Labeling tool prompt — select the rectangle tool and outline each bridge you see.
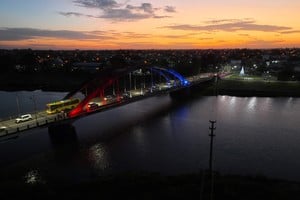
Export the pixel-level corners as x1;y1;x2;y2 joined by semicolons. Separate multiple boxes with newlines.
0;66;217;139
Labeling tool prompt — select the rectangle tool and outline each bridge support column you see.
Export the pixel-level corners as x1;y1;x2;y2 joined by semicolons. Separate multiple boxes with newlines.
48;123;77;145
169;87;191;100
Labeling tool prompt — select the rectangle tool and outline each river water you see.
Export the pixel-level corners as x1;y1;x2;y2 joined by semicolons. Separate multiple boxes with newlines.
0;90;300;184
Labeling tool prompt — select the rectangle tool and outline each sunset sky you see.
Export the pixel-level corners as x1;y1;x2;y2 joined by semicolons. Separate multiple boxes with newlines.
1;0;300;49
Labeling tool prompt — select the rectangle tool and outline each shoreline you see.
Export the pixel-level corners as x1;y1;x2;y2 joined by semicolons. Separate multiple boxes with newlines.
1;170;299;199
202;78;300;97
1;74;300;97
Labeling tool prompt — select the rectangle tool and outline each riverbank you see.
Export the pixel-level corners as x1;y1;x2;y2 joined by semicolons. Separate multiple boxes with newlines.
197;78;300;97
219;79;300;97
1;72;300;97
1;171;300;199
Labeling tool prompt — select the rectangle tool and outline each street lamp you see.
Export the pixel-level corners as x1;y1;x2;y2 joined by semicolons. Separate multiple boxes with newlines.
15;92;20;116
30;95;38;125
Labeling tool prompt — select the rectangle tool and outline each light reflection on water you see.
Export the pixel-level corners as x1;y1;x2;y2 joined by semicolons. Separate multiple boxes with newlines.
0;91;300;183
24;169;44;185
247;97;257;112
88;143;110;172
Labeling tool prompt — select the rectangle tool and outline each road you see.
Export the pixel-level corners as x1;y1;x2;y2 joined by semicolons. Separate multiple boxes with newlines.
0;111;64;137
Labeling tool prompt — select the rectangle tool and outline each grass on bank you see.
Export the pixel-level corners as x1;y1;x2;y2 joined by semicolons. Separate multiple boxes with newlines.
1;171;300;200
205;74;300;97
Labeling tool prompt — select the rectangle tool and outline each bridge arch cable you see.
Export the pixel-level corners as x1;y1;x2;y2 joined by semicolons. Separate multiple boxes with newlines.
149;67;171;85
152;67;190;86
63;66;189;117
63;67;130;100
66;68;132;117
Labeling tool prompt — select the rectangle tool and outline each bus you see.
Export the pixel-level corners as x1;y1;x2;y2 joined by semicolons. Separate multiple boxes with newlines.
46;98;80;114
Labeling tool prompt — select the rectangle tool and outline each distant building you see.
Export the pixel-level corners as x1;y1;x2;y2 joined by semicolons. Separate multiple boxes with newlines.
230;60;242;66
267;60;285;72
262;54;270;61
72;62;102;73
240;66;245;76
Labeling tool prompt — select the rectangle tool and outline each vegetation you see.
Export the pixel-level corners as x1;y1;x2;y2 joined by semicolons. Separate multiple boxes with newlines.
216;77;300;97
0;71;90;91
1;171;300;199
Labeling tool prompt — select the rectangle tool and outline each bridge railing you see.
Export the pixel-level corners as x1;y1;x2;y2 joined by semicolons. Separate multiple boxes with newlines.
0;113;67;139
0;109;46;123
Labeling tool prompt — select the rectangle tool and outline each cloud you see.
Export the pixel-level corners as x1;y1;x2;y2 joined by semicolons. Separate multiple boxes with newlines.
118;31;152;38
204;19;251;24
59;0;175;21
58;11;95;18
126;3;157;14
239;33;250;36
245;39;286;48
98;8;153;20
199;37;213;40
163;19;292;33
93;2;170;21
0;27;113;41
164;6;176;13
280;30;300;34
73;0;119;9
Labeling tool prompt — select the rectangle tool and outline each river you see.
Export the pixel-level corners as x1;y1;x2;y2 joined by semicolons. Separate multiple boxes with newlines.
0;90;300;184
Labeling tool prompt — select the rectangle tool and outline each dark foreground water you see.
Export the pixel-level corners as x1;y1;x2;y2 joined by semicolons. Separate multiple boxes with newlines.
0;90;300;185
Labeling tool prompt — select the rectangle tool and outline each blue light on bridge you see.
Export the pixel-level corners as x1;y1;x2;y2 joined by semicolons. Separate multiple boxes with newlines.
164;68;190;86
183;80;190;86
151;67;190;86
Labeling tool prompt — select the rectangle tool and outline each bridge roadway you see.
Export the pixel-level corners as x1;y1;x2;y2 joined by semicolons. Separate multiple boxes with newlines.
0;73;215;140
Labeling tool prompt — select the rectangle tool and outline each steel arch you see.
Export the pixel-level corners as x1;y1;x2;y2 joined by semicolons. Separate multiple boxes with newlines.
67;66;189;117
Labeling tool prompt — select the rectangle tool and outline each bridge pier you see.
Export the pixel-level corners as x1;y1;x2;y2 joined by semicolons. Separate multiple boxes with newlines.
170;77;216;100
169;87;191;100
48;123;78;145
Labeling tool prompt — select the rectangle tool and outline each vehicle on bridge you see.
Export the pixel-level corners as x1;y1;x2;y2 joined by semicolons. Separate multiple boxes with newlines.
46;98;80;114
0;126;7;132
122;91;131;99
15;114;33;123
103;95;118;104
87;102;99;111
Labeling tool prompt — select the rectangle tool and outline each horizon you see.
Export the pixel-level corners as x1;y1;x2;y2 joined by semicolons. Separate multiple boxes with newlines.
1;47;300;51
1;0;300;49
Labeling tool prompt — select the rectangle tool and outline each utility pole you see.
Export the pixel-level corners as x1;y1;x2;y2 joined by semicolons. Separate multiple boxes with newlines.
214;74;218;96
150;68;153;93
209;120;216;200
134;75;137;90
112;82;116;96
30;95;38;125
129;72;132;97
16;93;20;116
124;77;127;93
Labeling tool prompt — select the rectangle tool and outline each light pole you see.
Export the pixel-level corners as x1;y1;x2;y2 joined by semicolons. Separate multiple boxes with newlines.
208;120;216;200
129;72;132;97
16;93;20;116
30;95;38;125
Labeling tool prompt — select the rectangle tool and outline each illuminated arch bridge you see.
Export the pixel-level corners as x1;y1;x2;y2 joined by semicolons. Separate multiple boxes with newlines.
63;66;190;118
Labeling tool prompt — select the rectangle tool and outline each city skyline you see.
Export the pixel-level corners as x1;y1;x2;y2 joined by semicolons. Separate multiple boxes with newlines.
0;0;300;49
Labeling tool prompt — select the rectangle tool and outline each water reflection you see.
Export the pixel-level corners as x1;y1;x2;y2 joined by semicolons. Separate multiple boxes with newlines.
227;96;237;115
88;143;109;172
24;169;44;184
247;97;257;112
132;126;147;149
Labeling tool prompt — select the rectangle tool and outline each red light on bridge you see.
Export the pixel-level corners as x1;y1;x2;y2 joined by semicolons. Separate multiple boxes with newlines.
68;107;82;118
